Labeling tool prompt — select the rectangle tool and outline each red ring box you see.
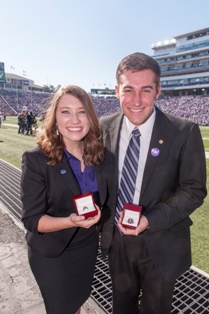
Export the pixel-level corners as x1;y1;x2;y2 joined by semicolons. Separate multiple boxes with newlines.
121;203;142;229
73;192;98;219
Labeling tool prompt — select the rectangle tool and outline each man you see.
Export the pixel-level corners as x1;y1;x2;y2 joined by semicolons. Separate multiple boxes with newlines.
18;110;27;134
26;111;36;135
100;52;207;314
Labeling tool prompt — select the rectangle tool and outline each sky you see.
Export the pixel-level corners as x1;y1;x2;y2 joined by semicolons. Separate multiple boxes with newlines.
1;0;209;92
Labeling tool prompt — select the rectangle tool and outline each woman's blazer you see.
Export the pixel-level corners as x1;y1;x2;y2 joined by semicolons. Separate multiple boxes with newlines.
21;146;107;257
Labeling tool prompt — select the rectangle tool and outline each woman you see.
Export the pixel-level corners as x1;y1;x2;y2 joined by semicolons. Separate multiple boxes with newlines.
21;85;107;314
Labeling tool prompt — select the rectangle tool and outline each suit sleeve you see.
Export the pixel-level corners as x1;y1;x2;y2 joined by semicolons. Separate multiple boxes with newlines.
21;150;48;234
143;124;207;233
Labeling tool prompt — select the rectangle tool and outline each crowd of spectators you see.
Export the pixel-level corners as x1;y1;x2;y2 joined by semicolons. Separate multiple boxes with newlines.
155;95;209;126
0;89;209;126
91;96;121;117
0;90;52;117
92;94;209;126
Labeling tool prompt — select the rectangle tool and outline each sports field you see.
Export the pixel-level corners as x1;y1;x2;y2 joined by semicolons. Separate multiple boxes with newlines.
0;116;208;274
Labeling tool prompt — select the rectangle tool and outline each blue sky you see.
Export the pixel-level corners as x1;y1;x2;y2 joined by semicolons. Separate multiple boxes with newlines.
1;0;209;92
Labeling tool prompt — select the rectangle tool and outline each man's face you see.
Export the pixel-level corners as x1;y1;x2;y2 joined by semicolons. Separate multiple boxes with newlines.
115;69;161;126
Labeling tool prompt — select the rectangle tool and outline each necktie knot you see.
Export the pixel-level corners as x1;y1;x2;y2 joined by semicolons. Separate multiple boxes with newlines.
132;127;140;137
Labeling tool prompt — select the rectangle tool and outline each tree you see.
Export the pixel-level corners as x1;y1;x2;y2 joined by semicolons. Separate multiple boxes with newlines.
42;85;51;92
55;84;62;91
42;84;62;93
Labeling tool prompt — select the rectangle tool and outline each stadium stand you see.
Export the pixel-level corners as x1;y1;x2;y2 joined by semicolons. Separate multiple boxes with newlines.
0;90;209;125
0;90;52;117
151;27;209;97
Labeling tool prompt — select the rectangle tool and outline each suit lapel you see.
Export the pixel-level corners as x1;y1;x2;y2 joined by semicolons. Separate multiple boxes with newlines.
95;164;106;205
101;113;124;201
107;113;124;156
107;113;124;193
55;156;81;195
140;108;168;202
55;155;108;204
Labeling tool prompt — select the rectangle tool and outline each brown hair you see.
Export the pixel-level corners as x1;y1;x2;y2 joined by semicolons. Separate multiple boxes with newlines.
36;85;104;166
116;52;161;87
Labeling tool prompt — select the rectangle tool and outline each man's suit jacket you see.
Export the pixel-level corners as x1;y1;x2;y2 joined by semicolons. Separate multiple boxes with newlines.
21;146;107;257
100;107;207;281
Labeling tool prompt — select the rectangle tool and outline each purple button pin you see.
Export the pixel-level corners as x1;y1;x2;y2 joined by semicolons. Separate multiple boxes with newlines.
151;148;160;157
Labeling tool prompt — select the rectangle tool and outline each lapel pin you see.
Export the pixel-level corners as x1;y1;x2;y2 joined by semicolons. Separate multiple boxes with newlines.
159;140;163;144
151;148;160;157
60;169;66;174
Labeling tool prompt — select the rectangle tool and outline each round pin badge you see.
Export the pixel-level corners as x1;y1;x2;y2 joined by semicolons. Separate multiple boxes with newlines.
151;148;160;157
60;169;66;174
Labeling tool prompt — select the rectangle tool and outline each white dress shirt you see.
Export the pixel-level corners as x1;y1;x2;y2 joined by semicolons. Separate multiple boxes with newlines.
118;109;156;204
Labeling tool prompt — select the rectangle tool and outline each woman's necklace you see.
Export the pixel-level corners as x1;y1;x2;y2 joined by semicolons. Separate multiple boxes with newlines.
80;154;85;173
70;144;84;162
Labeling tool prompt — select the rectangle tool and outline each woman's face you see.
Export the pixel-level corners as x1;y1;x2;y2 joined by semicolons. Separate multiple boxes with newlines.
55;93;90;148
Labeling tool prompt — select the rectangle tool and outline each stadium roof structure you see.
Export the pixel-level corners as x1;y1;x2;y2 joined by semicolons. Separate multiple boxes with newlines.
151;27;209;96
174;27;209;40
150;39;176;50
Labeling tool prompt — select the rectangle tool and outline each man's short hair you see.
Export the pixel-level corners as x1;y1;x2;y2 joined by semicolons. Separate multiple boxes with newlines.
116;52;161;87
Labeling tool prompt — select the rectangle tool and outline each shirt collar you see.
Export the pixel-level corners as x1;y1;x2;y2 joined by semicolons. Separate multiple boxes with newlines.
64;149;73;161
124;107;156;139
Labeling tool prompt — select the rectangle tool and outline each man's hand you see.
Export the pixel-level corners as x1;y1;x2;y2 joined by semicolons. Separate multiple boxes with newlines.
118;212;149;236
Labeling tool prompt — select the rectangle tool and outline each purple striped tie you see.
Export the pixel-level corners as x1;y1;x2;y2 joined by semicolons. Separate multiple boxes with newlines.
115;127;141;232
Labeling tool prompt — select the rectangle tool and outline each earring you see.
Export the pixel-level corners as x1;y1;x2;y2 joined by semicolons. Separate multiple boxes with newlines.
56;128;59;136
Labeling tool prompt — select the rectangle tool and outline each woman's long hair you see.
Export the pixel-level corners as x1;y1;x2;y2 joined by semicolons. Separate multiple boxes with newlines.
36;85;104;166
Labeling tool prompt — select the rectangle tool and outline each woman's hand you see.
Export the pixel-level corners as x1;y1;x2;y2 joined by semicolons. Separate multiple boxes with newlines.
69;204;101;229
37;204;101;232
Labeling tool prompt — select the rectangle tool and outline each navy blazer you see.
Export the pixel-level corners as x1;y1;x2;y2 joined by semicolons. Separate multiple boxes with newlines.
100;107;207;281
21;146;107;257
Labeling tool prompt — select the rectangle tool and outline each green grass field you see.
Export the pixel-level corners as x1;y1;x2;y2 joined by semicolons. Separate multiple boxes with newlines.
0;117;209;274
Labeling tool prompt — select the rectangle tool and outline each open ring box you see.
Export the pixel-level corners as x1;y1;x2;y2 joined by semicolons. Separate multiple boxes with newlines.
73;192;97;219
121;203;142;229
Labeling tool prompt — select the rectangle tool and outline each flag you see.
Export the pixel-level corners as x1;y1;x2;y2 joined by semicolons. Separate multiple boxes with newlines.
23;70;27;76
104;83;106;86
11;66;15;70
